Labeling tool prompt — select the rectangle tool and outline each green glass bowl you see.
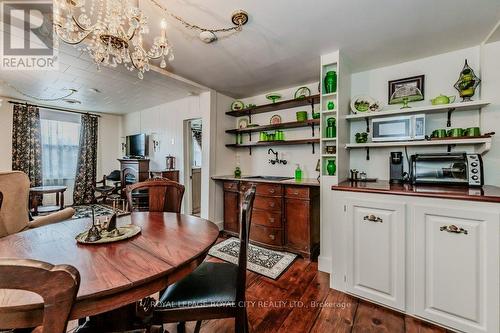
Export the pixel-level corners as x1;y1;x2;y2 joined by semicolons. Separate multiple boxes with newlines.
296;111;308;122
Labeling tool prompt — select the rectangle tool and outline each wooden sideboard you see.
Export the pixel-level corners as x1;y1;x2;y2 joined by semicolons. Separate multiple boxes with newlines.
223;180;320;259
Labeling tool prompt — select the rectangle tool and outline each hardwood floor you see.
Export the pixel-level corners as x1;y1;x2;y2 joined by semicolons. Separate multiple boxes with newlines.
162;253;454;333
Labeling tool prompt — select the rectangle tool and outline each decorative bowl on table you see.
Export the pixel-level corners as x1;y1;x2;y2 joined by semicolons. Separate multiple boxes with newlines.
266;93;282;103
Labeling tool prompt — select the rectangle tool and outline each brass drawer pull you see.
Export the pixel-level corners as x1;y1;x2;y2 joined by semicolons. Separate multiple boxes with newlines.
293;191;299;195
269;202;275;208
228;184;233;188
363;214;383;223
269;188;276;194
241;186;247;191
269;234;275;240
440;225;468;235
269;218;275;223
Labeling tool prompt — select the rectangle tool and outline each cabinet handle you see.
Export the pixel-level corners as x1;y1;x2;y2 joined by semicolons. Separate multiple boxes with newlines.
269;188;276;194
228;184;233;188
363;214;383;223
269;234;275;240
269;217;275;223
293;191;299;195
269;202;275;208
241;186;247;191
440;225;468;235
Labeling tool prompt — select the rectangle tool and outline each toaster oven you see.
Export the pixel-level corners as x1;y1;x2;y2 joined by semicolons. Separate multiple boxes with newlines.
410;153;483;187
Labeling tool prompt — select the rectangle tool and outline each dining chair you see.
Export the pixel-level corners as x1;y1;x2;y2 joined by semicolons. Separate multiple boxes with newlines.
0;258;80;333
94;170;122;203
126;178;185;213
150;185;256;333
0;171;75;238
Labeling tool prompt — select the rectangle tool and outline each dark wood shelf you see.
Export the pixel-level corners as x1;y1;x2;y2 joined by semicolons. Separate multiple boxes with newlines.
226;119;320;134
226;138;320;148
226;94;320;117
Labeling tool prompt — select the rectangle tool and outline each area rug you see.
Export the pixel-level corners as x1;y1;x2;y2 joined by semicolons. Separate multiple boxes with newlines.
208;237;297;279
72;204;129;220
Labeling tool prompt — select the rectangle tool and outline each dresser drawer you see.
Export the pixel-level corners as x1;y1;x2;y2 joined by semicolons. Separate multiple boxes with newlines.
251;209;282;227
250;224;283;246
253;195;281;212
285;186;310;199
223;181;239;192
256;183;282;197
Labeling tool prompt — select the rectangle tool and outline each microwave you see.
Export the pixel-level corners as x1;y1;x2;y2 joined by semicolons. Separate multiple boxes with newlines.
410;153;483;187
372;114;425;142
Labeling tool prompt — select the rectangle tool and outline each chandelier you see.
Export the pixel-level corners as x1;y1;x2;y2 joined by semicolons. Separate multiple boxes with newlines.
53;0;249;79
54;0;173;79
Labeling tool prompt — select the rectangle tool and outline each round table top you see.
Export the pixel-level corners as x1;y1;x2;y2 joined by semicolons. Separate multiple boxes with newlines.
0;212;219;329
29;185;67;193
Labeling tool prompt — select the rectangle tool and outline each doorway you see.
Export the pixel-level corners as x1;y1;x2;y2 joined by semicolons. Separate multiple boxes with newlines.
184;118;202;216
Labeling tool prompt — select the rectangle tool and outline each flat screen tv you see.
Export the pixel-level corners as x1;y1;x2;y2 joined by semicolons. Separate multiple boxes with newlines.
126;134;148;158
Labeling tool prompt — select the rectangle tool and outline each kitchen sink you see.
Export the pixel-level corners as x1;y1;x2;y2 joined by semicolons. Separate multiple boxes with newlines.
242;176;293;181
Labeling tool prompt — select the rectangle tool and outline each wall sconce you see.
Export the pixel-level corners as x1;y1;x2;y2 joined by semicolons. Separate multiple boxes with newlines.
151;133;160;152
120;137;127;153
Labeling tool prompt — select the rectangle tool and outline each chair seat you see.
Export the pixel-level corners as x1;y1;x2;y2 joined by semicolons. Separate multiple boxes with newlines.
95;186;114;192
158;262;238;309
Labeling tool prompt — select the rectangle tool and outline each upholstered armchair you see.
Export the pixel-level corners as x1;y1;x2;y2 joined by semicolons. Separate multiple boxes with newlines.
0;171;75;238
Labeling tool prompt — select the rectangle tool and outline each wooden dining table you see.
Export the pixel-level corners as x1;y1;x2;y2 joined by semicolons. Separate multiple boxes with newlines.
0;212;220;330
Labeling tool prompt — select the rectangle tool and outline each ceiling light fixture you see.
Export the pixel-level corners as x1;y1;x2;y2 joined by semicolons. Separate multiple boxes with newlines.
54;0;249;79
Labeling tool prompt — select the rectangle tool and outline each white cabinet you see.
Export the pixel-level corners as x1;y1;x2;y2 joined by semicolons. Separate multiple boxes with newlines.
345;198;406;311
413;204;499;333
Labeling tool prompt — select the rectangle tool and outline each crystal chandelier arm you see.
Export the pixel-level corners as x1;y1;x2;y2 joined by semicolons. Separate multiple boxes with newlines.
54;23;93;45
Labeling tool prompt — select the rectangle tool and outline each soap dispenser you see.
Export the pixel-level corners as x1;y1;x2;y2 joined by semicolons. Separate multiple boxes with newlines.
295;164;302;181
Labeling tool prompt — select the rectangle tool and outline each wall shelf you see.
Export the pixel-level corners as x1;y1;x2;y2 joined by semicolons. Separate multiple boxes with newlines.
226;95;320;117
226;119;319;134
226;138;320;154
345;137;492;153
344;100;490;120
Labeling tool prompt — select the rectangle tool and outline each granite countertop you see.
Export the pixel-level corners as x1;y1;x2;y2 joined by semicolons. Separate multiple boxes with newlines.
212;175;320;187
332;180;500;203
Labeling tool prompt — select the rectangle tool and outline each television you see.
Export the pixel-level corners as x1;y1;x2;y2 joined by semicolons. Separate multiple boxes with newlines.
126;134;148;158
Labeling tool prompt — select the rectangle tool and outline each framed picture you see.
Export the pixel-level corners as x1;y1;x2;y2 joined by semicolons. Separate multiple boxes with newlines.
388;75;425;104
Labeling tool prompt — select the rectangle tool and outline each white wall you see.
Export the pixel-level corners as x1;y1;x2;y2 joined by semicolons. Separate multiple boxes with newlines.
122;91;232;226
348;46;500;185
236;83;320;179
480;41;500;186
0;99;122;205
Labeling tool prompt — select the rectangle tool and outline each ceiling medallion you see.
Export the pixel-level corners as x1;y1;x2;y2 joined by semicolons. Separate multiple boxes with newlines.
54;0;250;79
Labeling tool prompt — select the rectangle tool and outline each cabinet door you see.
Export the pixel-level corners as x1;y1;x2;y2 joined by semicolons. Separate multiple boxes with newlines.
223;191;239;234
285;198;310;252
346;198;406;311
414;204;499;333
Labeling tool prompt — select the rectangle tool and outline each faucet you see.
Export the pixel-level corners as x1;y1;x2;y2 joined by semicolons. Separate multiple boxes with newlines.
268;149;287;165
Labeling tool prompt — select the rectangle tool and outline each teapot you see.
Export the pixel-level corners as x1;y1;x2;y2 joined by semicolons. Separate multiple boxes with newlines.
430;94;456;105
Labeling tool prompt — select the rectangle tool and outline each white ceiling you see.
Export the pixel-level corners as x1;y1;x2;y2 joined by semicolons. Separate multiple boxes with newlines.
1;0;499;113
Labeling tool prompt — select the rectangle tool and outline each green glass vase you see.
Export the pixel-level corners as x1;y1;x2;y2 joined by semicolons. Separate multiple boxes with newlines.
324;71;337;94
326;160;336;176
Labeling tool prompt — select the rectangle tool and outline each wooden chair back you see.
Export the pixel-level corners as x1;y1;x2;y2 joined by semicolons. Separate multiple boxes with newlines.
0;259;80;333
236;186;256;304
126;178;185;213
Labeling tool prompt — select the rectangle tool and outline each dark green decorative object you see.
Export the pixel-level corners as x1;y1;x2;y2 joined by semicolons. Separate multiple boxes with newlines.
234;167;241;178
326;160;336;176
355;132;368;143
327;101;335;110
324;71;337;94
454;59;481;102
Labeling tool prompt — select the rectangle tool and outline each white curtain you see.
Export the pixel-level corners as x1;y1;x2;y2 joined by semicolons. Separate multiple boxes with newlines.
40;110;81;205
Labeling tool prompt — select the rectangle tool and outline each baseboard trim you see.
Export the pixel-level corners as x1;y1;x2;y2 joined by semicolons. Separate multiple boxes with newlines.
214;220;224;231
318;255;331;273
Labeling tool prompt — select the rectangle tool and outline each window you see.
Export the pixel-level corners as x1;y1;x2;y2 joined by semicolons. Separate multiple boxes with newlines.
40;110;81;186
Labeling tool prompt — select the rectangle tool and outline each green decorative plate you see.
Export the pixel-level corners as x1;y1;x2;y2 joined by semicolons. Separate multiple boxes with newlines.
231;100;245;111
294;86;311;99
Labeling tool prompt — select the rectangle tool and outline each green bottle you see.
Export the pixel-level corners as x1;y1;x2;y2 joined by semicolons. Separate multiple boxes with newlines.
234;167;241;178
295;164;302;181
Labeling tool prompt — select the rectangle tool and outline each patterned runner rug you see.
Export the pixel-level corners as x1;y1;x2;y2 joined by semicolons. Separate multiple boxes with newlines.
72;204;129;219
208;237;297;279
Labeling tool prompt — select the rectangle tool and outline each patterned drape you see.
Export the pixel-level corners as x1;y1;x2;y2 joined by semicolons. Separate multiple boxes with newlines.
73;114;98;205
12;104;43;187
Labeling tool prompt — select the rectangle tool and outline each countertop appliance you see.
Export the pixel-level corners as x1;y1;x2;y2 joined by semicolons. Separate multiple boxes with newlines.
372;114;425;142
390;152;404;183
410;152;483;186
